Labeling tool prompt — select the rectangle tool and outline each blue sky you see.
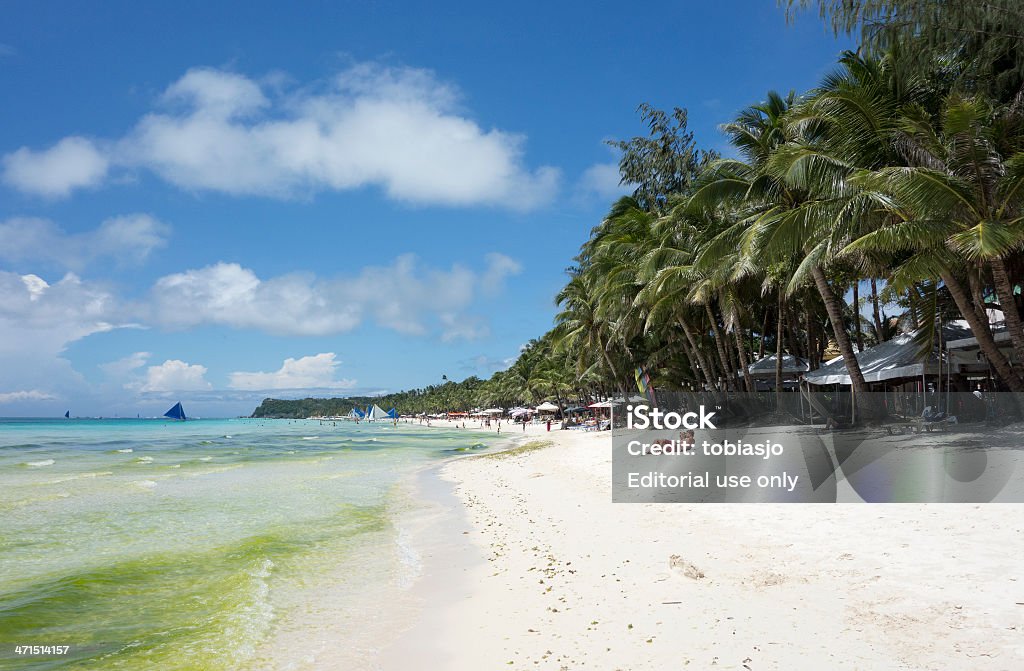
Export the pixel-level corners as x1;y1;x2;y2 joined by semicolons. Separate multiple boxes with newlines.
0;1;853;417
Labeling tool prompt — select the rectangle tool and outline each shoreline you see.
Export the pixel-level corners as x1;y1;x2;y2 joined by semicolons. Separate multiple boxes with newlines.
383;421;1023;670
378;423;616;671
377;420;545;668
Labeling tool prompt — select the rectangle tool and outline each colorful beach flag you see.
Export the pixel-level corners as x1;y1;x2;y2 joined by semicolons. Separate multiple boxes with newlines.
635;366;657;405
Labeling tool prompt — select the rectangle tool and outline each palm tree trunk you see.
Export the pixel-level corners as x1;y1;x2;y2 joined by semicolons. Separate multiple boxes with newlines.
678;335;703;388
940;268;1024;392
786;308;802;358
805;308;818;371
758;309;769;359
870;278;884;342
811;265;870;396
817;319;827;363
732;304;754;392
967;266;988;323
705;303;735;391
775;289;784;408
988;256;1024;372
853;281;864;352
597;334;630;402
679;318;718;390
727;335;741;385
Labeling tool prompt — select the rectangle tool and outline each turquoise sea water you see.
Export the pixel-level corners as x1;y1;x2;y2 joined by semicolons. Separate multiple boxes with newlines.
0;418;485;670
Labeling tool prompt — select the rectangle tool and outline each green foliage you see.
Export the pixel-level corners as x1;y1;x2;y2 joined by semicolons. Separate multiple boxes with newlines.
608;105;718;214
784;0;1024;99
252;377;488;418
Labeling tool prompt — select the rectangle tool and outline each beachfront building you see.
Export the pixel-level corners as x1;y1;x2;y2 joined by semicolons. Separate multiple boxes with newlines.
744;354;809;391
798;324;1024;422
945;326;1013;390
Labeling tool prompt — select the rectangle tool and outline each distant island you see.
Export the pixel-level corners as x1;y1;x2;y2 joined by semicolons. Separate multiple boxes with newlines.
251;376;489;418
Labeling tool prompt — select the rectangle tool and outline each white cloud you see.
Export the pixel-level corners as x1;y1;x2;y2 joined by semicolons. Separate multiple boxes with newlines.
100;351;151;379
0;271;127;403
439;313;489;342
575;162;629;202
140;359;212;392
0;214;169;269
0;250;518;408
479;252;522;294
0;272;122;350
228;352;356;390
2;136;110;197
0;390;57;403
148;252;521;339
4;64;559;208
162;68;268;118
149;263;362;335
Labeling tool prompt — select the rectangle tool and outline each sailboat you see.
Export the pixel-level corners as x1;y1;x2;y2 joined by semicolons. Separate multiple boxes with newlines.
365;404;391;421
164;402;187;421
64;410;70;419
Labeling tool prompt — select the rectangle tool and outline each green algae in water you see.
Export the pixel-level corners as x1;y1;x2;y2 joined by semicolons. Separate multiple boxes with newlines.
0;510;387;670
0;419;462;670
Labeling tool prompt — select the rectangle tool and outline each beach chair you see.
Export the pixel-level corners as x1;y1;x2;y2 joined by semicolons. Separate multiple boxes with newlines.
884;422;917;435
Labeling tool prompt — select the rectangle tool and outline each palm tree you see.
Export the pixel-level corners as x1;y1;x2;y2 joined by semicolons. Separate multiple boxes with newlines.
845;93;1024;391
691;90;875;398
554;272;629;400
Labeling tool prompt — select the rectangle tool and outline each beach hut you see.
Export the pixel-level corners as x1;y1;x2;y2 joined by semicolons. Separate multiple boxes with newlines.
745;354;809;390
945;325;1012;378
804;326;970;389
803;326;974;421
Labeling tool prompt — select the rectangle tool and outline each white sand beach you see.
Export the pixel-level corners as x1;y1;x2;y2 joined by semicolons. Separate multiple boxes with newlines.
384;420;1024;670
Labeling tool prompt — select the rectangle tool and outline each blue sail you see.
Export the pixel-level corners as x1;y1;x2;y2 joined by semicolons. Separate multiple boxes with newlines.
64;410;70;418
386;407;398;418
163;402;187;421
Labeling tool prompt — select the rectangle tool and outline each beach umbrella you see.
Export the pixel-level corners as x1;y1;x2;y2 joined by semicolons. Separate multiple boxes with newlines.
510;408;531;418
588;401;613;408
535;401;559;412
484;408;503;414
